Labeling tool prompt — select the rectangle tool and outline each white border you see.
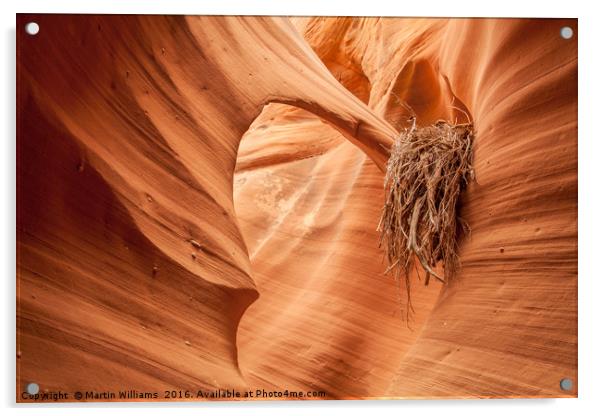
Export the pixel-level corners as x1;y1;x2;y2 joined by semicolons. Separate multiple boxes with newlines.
3;1;601;415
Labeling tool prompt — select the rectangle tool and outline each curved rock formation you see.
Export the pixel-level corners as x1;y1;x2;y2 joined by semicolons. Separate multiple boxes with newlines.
17;13;395;397
17;15;577;400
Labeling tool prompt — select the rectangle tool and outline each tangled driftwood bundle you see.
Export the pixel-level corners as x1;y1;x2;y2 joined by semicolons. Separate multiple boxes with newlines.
378;118;474;318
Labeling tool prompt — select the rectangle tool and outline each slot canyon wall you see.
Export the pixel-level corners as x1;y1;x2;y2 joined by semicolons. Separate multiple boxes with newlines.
17;15;577;400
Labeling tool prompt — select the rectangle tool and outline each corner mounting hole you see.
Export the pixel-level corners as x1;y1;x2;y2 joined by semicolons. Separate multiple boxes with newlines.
25;22;39;36
559;378;573;391
560;26;573;39
26;382;40;395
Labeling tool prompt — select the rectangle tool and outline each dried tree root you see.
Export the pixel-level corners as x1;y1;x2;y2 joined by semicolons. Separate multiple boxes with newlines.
378;117;474;320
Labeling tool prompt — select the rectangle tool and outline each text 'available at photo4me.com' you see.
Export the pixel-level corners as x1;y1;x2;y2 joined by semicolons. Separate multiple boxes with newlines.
21;388;328;402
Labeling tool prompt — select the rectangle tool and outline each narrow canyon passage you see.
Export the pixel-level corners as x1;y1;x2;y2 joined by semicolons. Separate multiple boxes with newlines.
17;14;399;395
17;15;576;399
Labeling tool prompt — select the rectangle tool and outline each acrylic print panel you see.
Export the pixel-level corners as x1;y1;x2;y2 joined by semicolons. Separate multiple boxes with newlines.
16;14;577;402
